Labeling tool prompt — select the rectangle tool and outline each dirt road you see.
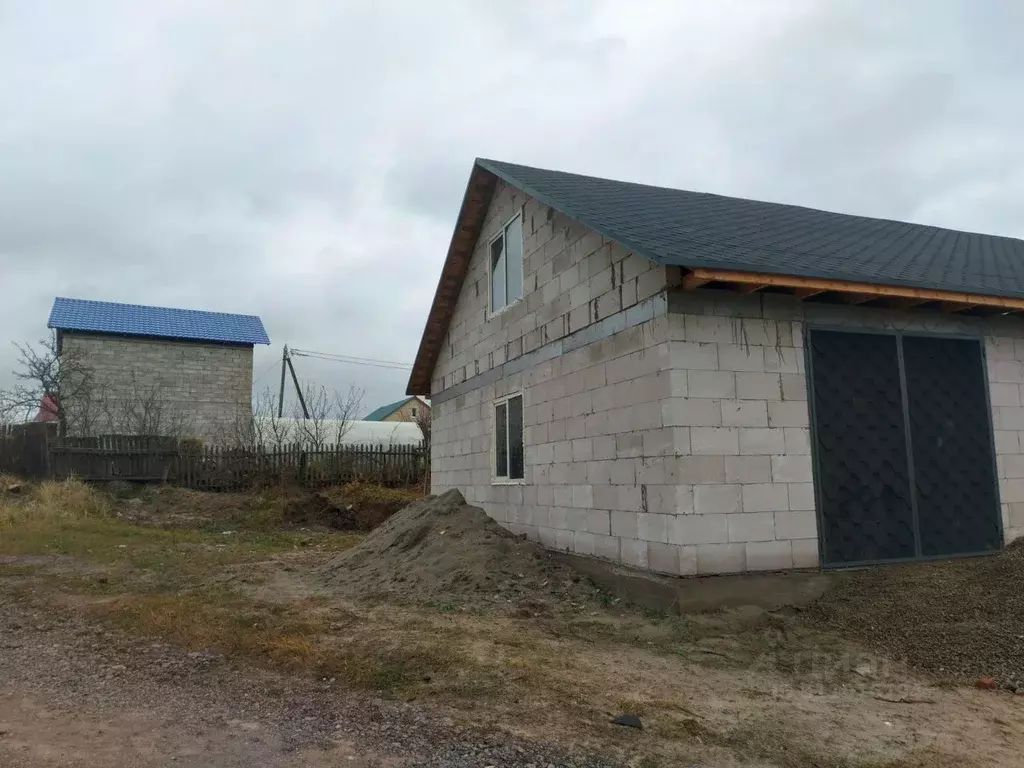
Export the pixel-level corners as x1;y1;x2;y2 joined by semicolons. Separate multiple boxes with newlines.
0;595;609;768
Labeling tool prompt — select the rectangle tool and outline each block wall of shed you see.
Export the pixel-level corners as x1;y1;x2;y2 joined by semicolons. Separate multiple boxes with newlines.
61;333;253;445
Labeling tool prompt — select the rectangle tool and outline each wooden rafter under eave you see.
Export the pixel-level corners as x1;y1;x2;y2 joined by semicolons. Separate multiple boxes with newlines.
680;268;1024;313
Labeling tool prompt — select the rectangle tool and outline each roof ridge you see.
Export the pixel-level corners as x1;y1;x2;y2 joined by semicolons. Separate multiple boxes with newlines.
477;157;1024;245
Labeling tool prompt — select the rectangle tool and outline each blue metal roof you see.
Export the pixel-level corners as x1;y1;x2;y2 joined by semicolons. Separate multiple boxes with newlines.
48;297;270;345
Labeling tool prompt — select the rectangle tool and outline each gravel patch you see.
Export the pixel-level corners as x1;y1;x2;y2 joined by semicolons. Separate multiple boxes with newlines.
805;540;1024;688
0;594;616;767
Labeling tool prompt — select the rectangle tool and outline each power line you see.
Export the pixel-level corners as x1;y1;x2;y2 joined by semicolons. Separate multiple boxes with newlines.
289;348;413;371
252;357;281;385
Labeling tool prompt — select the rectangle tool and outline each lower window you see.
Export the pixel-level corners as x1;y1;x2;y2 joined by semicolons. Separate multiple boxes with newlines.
494;394;524;481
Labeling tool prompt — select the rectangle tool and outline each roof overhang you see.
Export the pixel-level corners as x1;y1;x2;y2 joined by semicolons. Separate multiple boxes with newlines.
406;163;498;395
407;160;1024;396
680;268;1024;314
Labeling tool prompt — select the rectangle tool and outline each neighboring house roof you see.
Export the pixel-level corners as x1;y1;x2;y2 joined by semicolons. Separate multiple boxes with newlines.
364;396;425;421
48;297;271;345
34;395;58;423
407;158;1024;394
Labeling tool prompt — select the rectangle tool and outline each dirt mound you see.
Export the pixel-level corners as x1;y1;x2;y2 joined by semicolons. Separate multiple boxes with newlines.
117;486;256;528
317;489;601;610
281;492;390;531
805;540;1024;687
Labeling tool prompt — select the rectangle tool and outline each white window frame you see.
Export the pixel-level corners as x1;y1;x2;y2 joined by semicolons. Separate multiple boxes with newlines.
488;212;525;317
492;391;525;485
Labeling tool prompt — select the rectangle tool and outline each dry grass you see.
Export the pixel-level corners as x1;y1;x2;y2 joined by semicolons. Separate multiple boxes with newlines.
326;481;423;506
87;591;474;694
0;478;111;526
0;480;1004;768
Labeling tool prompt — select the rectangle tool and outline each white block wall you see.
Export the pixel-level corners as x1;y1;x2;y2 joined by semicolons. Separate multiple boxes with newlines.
61;333;254;444
430;182;1024;575
431;180;673;395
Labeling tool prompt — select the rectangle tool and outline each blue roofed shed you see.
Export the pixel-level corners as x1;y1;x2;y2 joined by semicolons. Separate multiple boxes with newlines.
50;297;269;443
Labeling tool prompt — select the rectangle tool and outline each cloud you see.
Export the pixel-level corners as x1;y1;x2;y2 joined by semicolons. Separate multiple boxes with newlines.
1;1;1021;419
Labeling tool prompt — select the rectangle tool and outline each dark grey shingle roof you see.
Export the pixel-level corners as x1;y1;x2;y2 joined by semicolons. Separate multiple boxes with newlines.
478;158;1024;299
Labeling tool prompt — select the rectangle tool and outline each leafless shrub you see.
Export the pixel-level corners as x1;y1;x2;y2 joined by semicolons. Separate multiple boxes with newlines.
100;370;194;439
294;382;333;451
334;385;364;444
0;333;97;437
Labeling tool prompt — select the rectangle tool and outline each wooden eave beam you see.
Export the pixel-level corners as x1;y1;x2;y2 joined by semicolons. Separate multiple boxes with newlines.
736;283;766;294
680;267;1024;313
681;272;713;290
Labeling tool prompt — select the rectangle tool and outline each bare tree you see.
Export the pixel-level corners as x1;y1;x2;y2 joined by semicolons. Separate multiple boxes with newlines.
414;401;432;492
0;333;96;437
333;385;364;444
231;388;268;448
232;386;294;449
293;381;333;450
414;400;431;450
100;370;194;439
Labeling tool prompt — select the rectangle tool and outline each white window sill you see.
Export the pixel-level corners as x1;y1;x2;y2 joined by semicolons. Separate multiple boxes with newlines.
488;296;523;321
492;478;526;486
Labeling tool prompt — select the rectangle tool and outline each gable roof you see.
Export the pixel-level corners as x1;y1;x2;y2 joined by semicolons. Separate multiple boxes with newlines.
364;396;424;421
48;297;270;345
479;159;1024;298
407;158;1024;395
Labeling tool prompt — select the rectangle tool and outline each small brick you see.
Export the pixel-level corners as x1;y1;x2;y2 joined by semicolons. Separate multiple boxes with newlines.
637;513;671;543
688;370;736;398
771;454;813;483
774;510;818;540
768;400;810;428
792;538;819;568
671;514;729;545
736;372;781;400
691;427;739;455
694;484;742;515
721;399;769;427
739;428;786;455
725;455;772;484
696;543;746;574
728;511;776;542
788;482;816;511
717;344;766;372
611;510;639;539
647;542;680;574
746;540;794;571
742;483;789;512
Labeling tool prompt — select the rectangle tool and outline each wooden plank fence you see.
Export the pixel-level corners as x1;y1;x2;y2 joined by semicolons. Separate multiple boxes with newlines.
9;433;425;490
0;423;55;478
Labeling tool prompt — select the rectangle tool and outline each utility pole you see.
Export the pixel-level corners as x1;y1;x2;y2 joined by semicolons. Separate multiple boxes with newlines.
276;344;309;419
277;344;288;418
287;350;309;419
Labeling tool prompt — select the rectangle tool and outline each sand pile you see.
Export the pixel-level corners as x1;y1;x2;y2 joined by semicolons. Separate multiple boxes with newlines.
317;489;601;610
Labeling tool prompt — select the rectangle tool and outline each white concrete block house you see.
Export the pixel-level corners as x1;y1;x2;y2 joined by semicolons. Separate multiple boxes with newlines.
407;158;1024;575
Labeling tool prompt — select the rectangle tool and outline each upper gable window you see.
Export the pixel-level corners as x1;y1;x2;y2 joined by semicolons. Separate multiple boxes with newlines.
490;214;523;313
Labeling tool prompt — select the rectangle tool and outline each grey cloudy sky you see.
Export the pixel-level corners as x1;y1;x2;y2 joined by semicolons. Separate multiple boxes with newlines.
1;1;1022;416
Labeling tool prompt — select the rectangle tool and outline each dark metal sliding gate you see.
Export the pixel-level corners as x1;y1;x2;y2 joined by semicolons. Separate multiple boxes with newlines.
808;329;1002;567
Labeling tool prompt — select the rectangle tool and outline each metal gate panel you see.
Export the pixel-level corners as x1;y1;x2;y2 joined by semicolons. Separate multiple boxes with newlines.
902;336;1001;557
810;330;916;565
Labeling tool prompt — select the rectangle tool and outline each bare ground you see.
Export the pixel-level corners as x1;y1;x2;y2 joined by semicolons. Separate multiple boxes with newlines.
0;591;609;768
3;481;1024;766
